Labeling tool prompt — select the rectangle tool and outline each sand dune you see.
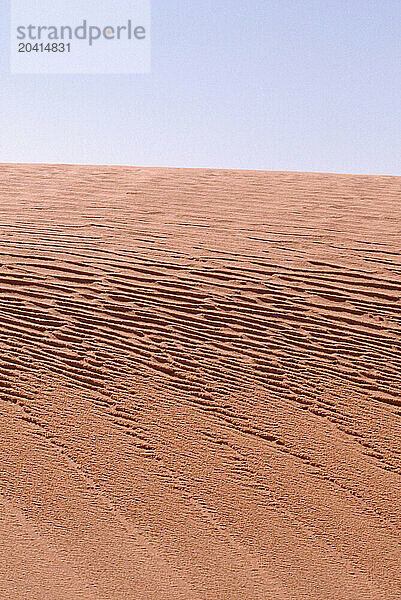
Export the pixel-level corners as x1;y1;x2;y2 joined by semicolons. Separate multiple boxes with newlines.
0;164;400;599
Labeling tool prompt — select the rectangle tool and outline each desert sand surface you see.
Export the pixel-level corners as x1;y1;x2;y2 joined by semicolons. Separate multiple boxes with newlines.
0;164;400;599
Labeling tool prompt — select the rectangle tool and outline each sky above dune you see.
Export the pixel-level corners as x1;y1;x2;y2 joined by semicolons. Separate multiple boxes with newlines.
0;0;400;174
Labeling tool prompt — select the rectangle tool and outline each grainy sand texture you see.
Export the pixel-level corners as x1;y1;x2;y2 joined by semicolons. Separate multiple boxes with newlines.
0;164;400;599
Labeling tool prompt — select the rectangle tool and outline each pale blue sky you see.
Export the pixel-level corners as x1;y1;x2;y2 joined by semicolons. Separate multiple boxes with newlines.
1;0;400;174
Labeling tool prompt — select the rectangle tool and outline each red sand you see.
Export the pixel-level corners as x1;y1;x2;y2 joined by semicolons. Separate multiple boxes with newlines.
0;164;400;599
